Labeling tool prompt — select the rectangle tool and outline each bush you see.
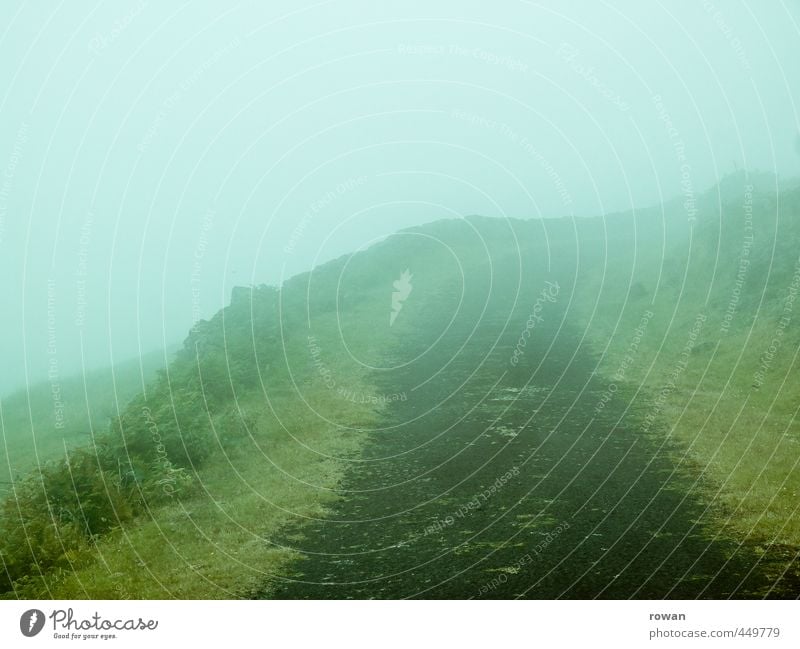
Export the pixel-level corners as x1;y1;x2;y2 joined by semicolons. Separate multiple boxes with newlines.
0;283;281;593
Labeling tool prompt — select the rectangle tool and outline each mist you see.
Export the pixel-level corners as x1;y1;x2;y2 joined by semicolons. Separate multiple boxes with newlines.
1;0;798;396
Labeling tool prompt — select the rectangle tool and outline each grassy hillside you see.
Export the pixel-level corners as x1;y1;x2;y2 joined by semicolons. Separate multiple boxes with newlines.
1;171;798;598
0;350;172;487
0;280;391;598
576;173;800;546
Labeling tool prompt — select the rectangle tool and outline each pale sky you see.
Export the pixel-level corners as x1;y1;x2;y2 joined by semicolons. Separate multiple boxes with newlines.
1;0;798;395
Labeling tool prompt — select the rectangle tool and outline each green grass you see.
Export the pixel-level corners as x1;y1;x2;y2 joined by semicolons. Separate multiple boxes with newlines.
574;176;800;545
2;290;393;598
13;380;378;599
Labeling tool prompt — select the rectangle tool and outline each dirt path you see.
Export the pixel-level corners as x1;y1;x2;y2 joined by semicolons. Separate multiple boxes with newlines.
264;260;798;599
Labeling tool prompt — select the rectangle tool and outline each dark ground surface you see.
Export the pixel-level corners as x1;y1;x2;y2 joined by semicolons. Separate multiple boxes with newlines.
264;247;799;599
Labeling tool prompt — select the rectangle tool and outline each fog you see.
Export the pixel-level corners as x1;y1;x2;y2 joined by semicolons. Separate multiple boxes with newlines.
0;0;798;396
